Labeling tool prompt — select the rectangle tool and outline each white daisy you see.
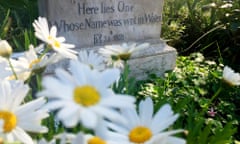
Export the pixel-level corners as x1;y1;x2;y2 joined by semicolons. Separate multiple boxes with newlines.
0;56;30;81
33;17;77;59
39;120;119;144
37;60;136;129
0;80;49;144
99;42;149;68
78;50;105;70
17;44;63;74
105;97;186;144
72;132;119;144
72;119;122;144
222;66;240;86
99;42;149;61
3;44;63;81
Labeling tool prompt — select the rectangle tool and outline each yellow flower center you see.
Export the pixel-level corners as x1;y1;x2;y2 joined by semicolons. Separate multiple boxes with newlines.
128;126;152;143
222;78;236;87
0;137;3;143
0;111;17;133
73;85;100;107
29;59;40;68
48;36;61;48
88;136;106;144
119;53;131;61
7;75;17;80
53;40;61;48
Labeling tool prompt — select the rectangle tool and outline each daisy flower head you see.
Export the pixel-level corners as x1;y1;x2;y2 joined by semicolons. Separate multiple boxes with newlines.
0;56;31;81
37;131;115;144
71;119;121;144
105;97;186;144
0;40;12;58
78;50;105;71
17;44;63;74
99;42;149;61
4;44;53;81
38;59;136;129
33;17;77;59
222;66;240;86
72;132;119;144
0;80;49;144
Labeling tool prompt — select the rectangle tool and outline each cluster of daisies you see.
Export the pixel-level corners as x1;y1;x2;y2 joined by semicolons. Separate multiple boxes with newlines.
0;16;239;144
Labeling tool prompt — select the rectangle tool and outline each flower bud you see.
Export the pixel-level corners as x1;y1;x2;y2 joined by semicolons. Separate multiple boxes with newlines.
0;40;12;58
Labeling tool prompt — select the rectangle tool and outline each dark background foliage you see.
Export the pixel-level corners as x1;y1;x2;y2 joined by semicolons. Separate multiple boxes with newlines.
161;0;240;72
0;0;38;51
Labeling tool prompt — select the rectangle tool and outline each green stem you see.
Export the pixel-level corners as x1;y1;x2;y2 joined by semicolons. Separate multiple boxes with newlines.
36;74;42;91
209;86;222;105
39;44;51;58
7;58;18;80
200;86;222;116
123;60;129;94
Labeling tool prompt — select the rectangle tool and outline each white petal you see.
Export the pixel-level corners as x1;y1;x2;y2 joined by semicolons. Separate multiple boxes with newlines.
151;130;185;144
57;105;80;128
10;83;30;111
99;68;120;87
16;97;46;115
100;94;135;109
107;121;128;135
139;97;153;126
50;26;57;37
80;109;98;129
18;122;48;133
120;108;140;128
151;114;179;134
56;37;65;43
93;106;126;124
43;100;69;111
70;60;89;84
166;136;186;144
55;68;75;86
12;127;34;144
39;76;73;99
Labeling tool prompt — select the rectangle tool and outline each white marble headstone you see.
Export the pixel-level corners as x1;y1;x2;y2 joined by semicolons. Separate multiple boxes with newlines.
38;0;177;79
39;0;163;47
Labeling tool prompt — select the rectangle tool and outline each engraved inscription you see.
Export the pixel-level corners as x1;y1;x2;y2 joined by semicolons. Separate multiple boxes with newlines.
42;0;163;46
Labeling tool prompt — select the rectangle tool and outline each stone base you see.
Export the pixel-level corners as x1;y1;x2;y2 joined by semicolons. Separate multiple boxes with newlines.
44;39;177;80
128;39;177;80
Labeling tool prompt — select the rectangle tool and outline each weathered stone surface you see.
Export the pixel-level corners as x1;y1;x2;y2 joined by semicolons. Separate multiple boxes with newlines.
129;39;177;80
38;0;164;47
39;0;177;79
44;39;177;80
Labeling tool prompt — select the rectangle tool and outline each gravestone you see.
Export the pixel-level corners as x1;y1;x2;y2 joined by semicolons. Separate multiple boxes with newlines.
38;0;177;79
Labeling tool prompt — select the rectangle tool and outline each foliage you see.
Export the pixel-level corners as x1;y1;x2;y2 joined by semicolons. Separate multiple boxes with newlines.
162;0;240;71
0;0;38;51
137;53;240;143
